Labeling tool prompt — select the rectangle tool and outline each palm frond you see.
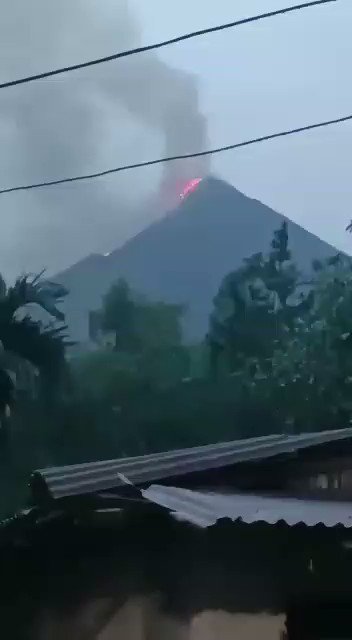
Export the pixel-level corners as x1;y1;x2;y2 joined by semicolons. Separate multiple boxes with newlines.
0;272;69;325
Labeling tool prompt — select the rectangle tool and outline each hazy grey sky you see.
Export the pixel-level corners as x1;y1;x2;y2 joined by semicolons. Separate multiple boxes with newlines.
0;0;351;281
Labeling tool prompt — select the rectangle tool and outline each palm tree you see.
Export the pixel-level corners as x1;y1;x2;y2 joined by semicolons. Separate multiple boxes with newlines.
0;273;72;408
0;341;14;425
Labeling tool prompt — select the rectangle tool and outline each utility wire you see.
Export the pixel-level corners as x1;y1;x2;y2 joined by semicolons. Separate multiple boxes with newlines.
0;112;350;195
0;0;337;89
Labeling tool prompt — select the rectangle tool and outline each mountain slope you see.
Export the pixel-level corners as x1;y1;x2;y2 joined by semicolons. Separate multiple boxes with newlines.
57;177;339;341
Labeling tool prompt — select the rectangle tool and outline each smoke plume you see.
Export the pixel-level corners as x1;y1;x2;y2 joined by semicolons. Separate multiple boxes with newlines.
99;1;209;204
0;0;208;280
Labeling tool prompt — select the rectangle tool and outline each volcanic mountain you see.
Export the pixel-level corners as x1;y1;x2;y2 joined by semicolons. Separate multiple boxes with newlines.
56;177;339;342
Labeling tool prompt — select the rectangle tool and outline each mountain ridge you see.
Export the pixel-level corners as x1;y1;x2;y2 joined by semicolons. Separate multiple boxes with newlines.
56;176;340;341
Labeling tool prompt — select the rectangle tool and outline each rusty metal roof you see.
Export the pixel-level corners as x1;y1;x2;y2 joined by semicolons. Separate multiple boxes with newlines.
142;485;352;529
32;428;352;502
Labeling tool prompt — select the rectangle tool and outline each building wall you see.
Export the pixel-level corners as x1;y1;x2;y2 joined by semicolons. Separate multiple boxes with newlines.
99;596;190;640
98;597;149;640
191;611;286;640
99;598;286;639
40;595;285;640
5;517;304;639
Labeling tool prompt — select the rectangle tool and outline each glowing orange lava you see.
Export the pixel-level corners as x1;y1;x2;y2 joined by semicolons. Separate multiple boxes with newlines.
179;178;202;200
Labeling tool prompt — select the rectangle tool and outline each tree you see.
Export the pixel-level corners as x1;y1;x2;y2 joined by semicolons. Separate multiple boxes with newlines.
101;279;186;354
0;273;71;406
225;253;352;434
0;341;14;422
132;299;189;385
92;281;189;388
133;300;185;351
0;272;67;323
264;221;298;306
207;223;313;377
101;278;136;352
71;350;146;403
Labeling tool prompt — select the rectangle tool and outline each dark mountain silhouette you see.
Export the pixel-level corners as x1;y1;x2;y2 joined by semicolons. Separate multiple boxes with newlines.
56;176;340;341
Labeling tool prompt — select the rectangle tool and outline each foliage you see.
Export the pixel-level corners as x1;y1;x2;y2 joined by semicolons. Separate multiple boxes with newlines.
70;350;146;402
207;222;313;375
0;273;67;323
133;300;185;351
101;278;185;355
223;253;352;433
0;363;14;415
136;345;190;387
0;273;71;408
3;229;352;518
101;278;136;351
98;280;189;387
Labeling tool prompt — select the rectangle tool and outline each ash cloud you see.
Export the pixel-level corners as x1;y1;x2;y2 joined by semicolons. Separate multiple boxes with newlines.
0;0;208;280
100;49;210;192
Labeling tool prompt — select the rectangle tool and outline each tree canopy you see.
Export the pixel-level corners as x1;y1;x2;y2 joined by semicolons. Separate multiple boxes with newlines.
207;222;314;376
3;225;352;518
0;273;71;408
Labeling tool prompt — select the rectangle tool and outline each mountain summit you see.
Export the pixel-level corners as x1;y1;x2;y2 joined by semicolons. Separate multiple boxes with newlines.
57;177;338;341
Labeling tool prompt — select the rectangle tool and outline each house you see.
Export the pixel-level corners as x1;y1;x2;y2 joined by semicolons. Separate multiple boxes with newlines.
3;427;352;638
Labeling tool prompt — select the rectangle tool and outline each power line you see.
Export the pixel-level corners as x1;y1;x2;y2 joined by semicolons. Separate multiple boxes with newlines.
1;112;350;195
0;0;337;90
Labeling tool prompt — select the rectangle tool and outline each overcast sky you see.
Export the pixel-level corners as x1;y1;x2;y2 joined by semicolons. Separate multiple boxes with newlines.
0;0;351;281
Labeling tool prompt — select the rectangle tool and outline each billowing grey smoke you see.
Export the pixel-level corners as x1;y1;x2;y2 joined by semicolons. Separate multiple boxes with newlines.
0;0;208;280
97;2;209;198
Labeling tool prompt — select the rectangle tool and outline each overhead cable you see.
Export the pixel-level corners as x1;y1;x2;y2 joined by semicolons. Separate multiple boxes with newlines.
0;0;337;89
0;111;350;195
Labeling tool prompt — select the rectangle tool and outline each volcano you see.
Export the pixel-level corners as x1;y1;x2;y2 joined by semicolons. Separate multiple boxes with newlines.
56;177;340;342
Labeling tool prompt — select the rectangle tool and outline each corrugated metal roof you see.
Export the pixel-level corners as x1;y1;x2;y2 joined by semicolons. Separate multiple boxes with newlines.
142;485;352;529
32;427;352;501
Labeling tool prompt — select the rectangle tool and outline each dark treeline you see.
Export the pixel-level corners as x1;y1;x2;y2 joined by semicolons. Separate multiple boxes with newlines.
1;223;352;516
